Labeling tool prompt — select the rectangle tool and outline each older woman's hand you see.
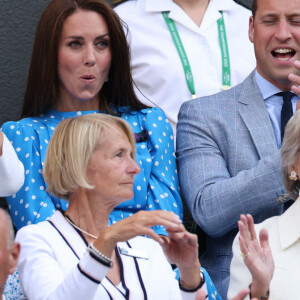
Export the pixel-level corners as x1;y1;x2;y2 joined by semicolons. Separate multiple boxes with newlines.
238;214;274;299
160;225;199;267
160;225;201;290
93;210;202;290
93;210;182;258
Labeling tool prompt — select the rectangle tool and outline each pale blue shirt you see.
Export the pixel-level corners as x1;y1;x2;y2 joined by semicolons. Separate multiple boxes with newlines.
255;71;299;148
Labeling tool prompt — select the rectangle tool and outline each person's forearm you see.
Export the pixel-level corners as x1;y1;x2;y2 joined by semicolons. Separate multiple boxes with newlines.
178;261;202;290
250;281;269;299
177;98;285;238
179;149;283;238
0;132;25;197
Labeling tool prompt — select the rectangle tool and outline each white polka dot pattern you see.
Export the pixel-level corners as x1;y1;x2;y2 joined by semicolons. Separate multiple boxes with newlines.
2;107;183;234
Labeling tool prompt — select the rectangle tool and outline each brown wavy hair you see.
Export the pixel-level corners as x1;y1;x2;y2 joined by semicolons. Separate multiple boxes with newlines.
21;0;148;118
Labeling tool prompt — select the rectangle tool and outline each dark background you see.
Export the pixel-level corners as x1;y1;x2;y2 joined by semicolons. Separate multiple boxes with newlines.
0;0;252;126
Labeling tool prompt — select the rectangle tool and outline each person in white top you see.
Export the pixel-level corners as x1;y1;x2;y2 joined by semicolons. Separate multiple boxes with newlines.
16;113;265;300
114;0;256;135
229;109;300;299
0;131;24;197
17;114;205;300
0;209;20;300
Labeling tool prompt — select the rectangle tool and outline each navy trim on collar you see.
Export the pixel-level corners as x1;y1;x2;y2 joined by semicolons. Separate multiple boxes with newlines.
48;220;80;260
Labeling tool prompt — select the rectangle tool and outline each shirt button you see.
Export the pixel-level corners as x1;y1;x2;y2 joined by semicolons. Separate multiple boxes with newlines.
276;193;290;203
282;193;290;201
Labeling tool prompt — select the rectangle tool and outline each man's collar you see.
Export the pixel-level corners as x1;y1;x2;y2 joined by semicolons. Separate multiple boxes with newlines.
255;70;282;100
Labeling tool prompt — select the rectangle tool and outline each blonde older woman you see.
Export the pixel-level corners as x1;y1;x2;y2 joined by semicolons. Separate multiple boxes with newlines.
15;114;263;300
228;110;300;299
15;114;204;300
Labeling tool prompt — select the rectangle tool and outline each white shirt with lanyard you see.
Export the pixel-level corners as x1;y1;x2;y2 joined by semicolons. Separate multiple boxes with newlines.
162;10;231;99
114;0;256;135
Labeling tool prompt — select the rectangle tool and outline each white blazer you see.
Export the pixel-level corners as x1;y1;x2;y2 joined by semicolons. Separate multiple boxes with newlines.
228;195;300;300
16;210;199;300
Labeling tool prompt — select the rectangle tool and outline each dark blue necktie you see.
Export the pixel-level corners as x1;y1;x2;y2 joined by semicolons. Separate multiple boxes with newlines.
278;91;294;141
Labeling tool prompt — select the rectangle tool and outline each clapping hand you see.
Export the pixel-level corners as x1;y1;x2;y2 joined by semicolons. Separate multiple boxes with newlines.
238;214;274;299
94;211;202;291
160;225;199;268
288;60;300;110
160;224;201;291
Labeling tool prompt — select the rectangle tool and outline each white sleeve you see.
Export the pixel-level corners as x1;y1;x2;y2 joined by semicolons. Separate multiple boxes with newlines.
0;133;24;197
16;226;111;300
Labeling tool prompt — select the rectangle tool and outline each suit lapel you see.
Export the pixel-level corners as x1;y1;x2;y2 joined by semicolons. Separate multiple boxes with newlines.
238;71;278;158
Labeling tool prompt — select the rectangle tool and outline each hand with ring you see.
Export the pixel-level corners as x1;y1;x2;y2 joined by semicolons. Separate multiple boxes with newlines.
238;214;274;299
240;250;249;259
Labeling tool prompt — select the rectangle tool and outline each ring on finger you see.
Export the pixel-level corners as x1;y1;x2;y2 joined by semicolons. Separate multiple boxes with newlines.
240;251;249;259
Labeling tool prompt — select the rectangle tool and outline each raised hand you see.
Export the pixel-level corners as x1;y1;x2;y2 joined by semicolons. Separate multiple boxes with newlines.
94;210;182;257
160;225;201;290
160;225;199;267
238;214;274;299
288;60;300;101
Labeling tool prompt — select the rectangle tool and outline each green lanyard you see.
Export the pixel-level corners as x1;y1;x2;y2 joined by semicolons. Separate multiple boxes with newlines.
162;11;231;99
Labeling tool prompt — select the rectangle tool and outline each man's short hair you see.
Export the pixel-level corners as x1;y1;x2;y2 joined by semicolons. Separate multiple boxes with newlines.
252;0;257;18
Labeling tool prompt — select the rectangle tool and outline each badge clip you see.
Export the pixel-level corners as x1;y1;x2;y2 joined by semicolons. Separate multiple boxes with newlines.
119;247;148;260
222;85;231;90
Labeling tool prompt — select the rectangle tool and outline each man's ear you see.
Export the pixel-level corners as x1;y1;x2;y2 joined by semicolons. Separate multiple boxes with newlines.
249;16;254;43
8;242;20;274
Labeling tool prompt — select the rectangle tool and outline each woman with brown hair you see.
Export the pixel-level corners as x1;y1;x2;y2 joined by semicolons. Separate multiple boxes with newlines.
1;0;182;234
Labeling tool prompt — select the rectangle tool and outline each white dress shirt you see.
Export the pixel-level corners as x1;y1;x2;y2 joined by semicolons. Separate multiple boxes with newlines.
115;0;256;135
228;194;300;300
255;71;299;148
0;132;24;197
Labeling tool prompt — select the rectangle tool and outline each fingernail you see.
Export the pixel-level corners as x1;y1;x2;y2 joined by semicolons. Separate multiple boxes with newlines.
289;73;295;80
173;216;182;223
169;222;180;228
295;60;300;67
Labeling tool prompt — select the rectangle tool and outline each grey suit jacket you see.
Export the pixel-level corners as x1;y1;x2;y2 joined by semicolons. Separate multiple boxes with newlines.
176;70;287;299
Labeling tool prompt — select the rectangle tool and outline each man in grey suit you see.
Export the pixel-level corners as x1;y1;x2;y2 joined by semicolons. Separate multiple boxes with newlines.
176;0;300;298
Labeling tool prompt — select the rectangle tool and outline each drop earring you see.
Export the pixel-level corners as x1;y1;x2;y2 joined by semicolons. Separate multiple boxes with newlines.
289;170;299;181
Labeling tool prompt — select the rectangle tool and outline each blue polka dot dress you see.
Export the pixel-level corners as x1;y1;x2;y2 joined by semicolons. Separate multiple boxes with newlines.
2;107;183;234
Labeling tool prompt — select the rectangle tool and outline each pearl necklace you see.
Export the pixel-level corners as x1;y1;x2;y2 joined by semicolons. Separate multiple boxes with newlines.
65;215;98;239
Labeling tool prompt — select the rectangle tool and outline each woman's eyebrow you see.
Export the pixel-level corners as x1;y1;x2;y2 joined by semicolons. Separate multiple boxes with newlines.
65;33;109;40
